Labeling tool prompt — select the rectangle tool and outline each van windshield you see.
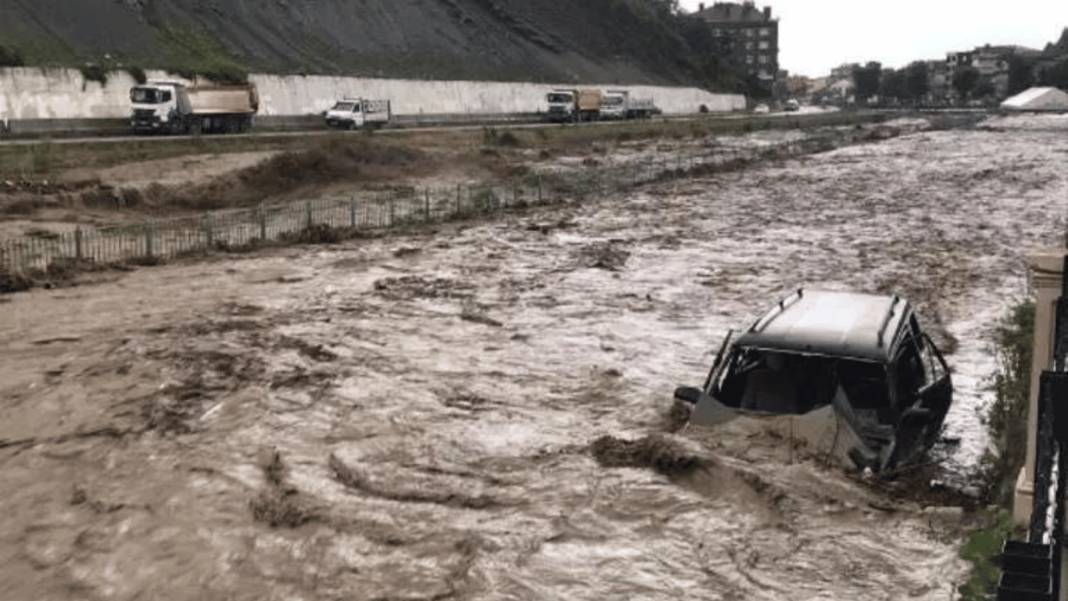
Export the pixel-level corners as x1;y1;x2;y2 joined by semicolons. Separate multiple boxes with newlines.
332;102;357;111
547;93;573;103
603;96;624;106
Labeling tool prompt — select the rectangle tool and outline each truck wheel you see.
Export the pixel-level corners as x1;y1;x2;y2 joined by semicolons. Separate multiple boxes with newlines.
190;119;202;136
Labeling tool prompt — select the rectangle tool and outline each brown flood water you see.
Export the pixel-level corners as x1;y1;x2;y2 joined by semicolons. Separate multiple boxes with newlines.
2;118;1067;600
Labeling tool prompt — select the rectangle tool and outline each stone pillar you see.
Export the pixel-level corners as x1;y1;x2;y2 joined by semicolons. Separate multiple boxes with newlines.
1015;249;1068;526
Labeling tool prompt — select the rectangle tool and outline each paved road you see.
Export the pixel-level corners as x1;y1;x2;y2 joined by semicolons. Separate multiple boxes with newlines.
0;110;853;148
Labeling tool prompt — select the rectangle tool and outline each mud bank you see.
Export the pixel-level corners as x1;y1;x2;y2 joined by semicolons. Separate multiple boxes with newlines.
1;120;1066;599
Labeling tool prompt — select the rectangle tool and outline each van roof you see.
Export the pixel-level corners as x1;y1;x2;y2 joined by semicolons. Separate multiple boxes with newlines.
734;290;911;362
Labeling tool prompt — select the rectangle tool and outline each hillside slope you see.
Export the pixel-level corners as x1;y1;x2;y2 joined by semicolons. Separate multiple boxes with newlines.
0;0;730;87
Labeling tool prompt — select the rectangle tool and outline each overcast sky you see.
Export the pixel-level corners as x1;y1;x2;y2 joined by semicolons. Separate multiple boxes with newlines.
678;0;1068;76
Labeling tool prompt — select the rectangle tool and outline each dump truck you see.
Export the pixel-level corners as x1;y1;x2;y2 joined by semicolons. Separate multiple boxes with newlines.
324;98;392;130
545;88;603;123
601;90;659;120
130;81;259;135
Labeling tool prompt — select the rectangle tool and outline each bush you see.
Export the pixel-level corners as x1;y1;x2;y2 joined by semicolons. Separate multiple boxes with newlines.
978;300;1034;506
79;65;109;86
482;127;522;148
125;66;148;84
0;44;24;67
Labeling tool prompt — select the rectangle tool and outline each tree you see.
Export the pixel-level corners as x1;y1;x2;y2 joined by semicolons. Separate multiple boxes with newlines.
1008;55;1035;96
853;61;882;104
952;66;980;100
878;68;906;103
905;61;930;102
974;77;996;99
1040;58;1068;89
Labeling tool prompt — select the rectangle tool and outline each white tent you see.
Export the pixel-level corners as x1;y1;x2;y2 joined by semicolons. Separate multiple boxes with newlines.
1001;87;1068;112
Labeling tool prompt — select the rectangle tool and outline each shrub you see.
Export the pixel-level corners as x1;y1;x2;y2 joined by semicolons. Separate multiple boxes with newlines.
0;44;24;67
978;299;1034;506
125;66;148;84
80;64;109;86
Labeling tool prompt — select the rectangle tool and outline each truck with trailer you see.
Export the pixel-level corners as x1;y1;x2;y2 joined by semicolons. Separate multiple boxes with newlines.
129;81;259;135
324;98;392;130
600;90;659;120
545;88;604;122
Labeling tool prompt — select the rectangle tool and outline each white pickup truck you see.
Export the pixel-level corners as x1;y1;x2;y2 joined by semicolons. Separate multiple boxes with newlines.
325;98;392;130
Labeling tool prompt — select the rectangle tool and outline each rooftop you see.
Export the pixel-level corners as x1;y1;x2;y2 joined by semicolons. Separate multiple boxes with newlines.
734;290;910;362
696;2;775;24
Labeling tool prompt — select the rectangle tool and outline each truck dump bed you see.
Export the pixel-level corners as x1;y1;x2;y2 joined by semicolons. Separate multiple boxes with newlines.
186;86;259;116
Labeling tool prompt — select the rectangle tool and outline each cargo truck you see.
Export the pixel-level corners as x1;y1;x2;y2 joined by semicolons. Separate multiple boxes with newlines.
130;81;259;135
546;88;604;122
324;98;392;130
601;90;659;120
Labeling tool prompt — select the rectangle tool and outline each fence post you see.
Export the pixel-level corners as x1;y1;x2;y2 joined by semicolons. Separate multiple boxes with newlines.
350;196;357;228
74;227;83;261
144;220;154;259
424;188;431;222
204;214;215;249
389;197;395;227
305;201;313;229
259;203;267;240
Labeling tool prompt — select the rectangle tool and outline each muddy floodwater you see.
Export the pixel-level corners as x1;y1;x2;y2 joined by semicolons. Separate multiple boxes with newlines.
2;117;1067;600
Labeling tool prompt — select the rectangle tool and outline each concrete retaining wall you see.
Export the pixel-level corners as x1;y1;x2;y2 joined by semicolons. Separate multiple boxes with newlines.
0;67;745;122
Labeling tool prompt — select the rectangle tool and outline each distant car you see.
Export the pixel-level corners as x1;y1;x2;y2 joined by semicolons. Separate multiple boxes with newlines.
784;99;801;112
673;290;953;473
753;104;771;114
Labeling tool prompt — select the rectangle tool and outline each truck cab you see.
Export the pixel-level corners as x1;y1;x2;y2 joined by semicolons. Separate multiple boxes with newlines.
546;90;577;123
325;98;391;130
600;90;628;120
130;82;188;134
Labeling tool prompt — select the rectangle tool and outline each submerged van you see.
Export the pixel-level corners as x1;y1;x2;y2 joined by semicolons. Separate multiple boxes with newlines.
674;290;953;472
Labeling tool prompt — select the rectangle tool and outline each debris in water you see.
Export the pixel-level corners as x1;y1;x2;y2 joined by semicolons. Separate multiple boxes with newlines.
589;434;703;476
249;449;319;528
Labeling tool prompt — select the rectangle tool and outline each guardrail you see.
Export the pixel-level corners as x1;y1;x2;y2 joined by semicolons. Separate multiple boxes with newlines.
998;256;1068;601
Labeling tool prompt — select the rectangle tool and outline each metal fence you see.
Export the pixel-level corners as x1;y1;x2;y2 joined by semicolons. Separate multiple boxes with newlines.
998;256;1068;601
0;129;860;276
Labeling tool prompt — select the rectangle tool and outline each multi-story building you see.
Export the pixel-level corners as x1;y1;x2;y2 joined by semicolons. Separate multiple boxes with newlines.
829;63;860;82
695;2;779;94
946;45;1041;99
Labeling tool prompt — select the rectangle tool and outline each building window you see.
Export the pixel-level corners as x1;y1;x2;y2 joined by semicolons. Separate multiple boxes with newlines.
713;28;722;36
758;54;768;64
746;29;754;38
760;28;770;37
746;41;754;50
758;40;769;50
746;55;754;64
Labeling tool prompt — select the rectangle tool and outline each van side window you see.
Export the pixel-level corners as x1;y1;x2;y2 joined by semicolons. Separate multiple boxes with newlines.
161;91;172;103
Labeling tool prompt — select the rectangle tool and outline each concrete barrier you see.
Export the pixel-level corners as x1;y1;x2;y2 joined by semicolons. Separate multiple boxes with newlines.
0;67;746;122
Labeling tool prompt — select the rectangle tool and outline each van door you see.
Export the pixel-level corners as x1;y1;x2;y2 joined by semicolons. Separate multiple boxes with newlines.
887;331;952;467
353;101;365;128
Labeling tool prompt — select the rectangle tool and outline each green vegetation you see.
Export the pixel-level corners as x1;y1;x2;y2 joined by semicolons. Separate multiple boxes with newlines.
980;299;1035;506
954;300;1035;601
125;66;148;85
0;44;24;67
959;510;1015;601
79;64;109;86
158;27;248;83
